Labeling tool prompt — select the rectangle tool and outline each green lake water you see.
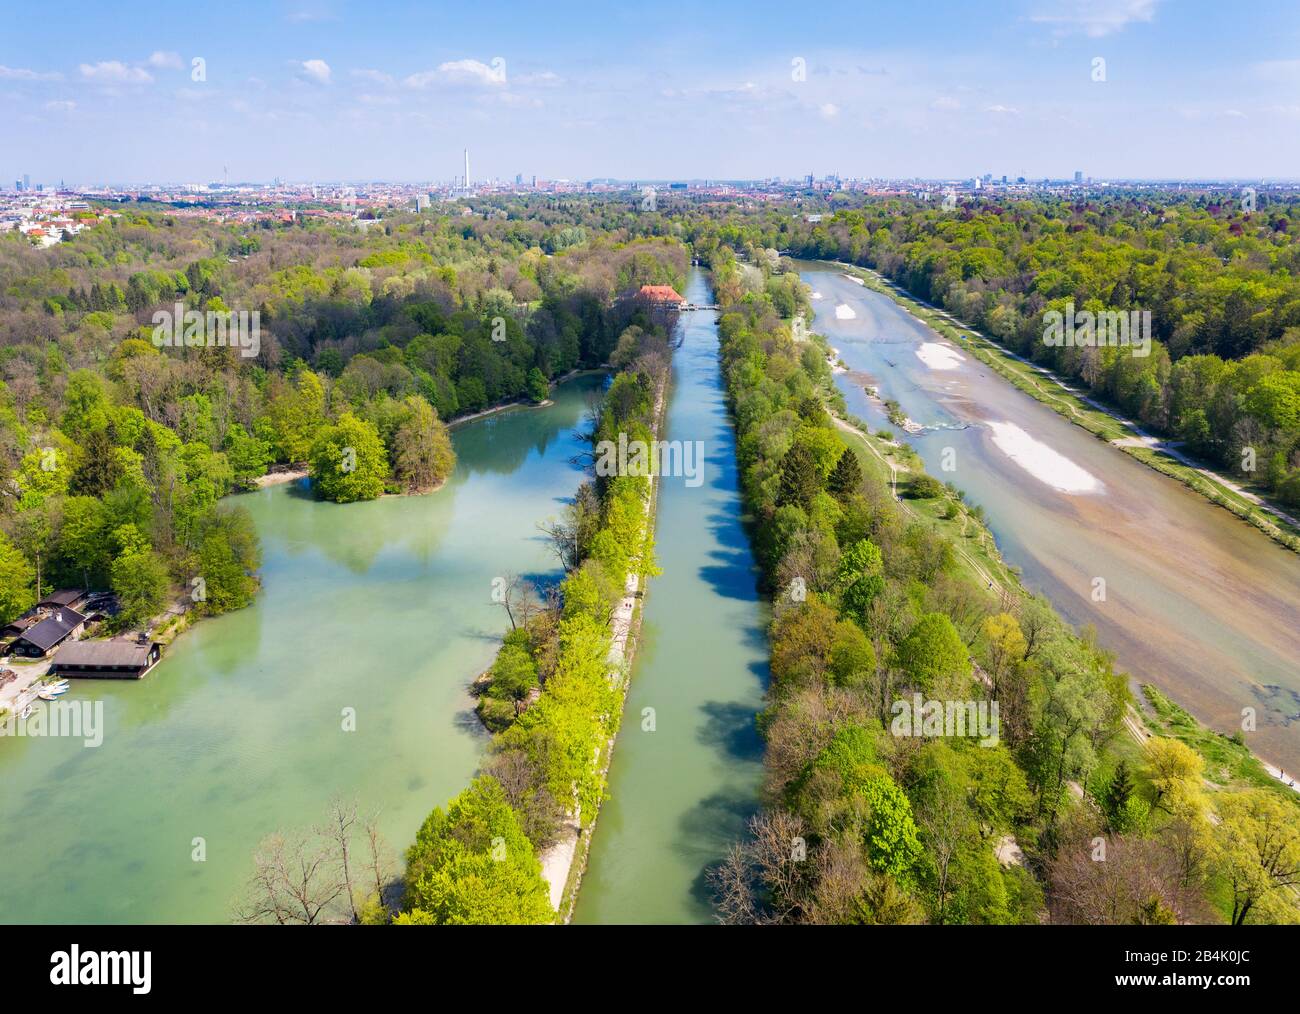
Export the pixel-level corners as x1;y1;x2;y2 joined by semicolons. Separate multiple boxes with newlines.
0;374;603;924
573;268;769;924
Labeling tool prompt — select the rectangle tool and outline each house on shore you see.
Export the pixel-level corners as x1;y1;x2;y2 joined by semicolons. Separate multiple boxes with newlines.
36;588;90;612
2;589;93;645
49;639;162;680
635;284;686;310
9;608;87;658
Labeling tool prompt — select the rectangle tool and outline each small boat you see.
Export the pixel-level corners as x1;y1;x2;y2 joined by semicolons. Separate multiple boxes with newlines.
37;690;58;701
20;704;32;719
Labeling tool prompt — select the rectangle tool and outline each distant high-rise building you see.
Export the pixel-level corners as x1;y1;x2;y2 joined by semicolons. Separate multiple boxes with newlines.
1074;170;1083;183
515;173;523;186
13;180;20;192
22;173;30;191
463;149;470;189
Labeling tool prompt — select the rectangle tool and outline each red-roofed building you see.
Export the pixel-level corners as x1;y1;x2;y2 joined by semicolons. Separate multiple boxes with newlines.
635;284;686;309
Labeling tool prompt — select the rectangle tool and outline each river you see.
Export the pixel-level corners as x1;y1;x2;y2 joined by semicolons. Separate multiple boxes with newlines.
0;374;604;924
801;263;1300;773
573;267;769;924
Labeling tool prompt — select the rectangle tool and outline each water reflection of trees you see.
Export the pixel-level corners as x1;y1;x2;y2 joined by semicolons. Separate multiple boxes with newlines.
451;375;605;478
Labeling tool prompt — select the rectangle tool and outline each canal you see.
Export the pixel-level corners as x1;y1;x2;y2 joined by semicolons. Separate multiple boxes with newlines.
0;374;604;924
802;263;1300;773
574;267;769;924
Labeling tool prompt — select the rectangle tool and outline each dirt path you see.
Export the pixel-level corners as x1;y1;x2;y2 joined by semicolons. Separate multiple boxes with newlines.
831;415;1005;596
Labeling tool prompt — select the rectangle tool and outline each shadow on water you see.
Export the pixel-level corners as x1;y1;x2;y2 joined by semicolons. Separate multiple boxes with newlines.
679;785;765;911
696;699;765;761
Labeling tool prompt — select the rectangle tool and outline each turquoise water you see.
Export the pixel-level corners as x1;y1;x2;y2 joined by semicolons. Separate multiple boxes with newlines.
0;375;604;924
574;268;770;924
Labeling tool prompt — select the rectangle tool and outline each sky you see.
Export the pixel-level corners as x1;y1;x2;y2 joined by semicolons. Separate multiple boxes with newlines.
2;0;1300;185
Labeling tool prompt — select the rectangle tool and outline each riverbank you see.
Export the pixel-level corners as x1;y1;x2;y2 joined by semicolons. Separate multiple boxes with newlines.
823;360;1300;805
832;261;1300;554
446;368;608;430
547;361;670;922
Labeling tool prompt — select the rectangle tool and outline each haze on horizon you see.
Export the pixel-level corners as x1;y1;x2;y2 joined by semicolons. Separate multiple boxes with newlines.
3;0;1300;185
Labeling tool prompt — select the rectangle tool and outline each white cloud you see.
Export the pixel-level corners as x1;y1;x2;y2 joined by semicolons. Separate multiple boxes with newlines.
147;51;183;70
351;68;394;86
819;102;840;120
0;65;62;81
300;59;332;85
1030;0;1160;38
43;99;75;112
79;61;153;84
985;104;1020;115
931;96;961;111
406;58;506;89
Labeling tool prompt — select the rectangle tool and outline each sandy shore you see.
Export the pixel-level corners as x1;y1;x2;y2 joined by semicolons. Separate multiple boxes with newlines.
915;341;966;371
253;467;308;488
986;420;1104;495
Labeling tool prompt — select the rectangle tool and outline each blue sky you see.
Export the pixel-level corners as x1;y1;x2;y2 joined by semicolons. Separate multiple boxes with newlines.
3;0;1300;184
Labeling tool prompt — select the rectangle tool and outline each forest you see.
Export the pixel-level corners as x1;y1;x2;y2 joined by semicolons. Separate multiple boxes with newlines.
703;243;1300;925
0;204;685;632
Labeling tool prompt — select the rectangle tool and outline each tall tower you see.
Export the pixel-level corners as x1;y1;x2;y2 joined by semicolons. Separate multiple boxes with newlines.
463;149;470;190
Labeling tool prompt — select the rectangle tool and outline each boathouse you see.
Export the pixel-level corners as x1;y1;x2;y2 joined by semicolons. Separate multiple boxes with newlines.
48;639;162;680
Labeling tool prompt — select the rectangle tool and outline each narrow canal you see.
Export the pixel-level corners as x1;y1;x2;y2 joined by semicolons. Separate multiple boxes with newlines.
0;375;604;924
802;263;1300;773
574;267;769;924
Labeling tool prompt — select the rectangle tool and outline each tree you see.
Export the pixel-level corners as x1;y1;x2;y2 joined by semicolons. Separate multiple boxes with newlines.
776;443;820;510
836;538;885;623
1143;738;1205;815
111;547;170;628
224;424;271;487
827;619;876;689
897;612;971;696
69;427;124;497
310;412;388;503
267;369;327;463
235;799;395;925
390;396;455;494
195;506;261;613
827;447;863;499
1215;790;1300;925
0;531;35;625
526;367;550;403
401;776;552;925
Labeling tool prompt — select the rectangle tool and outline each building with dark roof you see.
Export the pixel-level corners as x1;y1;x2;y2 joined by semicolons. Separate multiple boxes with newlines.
36;588;89;611
10;608;86;658
48;639;162;679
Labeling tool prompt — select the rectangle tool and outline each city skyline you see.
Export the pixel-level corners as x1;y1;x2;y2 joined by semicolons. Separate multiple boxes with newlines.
4;0;1300;184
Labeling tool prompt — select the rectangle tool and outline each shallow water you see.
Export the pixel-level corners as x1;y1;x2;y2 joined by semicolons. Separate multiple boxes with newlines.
804;263;1300;771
